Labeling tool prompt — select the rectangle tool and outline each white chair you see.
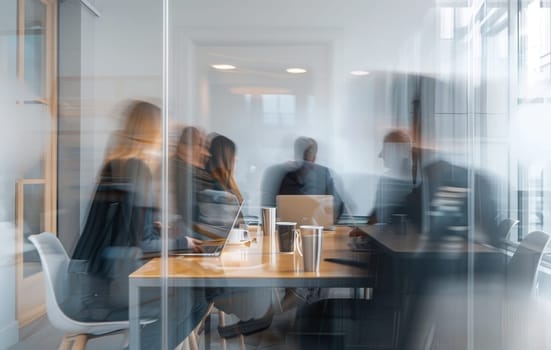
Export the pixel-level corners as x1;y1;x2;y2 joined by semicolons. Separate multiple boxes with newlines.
29;232;155;350
506;230;551;297
500;218;520;242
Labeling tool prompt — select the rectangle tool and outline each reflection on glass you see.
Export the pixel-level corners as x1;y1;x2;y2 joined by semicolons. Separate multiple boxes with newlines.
22;104;48;179
22;182;44;278
262;94;296;126
24;0;46;98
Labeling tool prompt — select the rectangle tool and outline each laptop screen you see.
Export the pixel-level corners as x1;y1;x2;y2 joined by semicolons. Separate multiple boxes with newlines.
141;201;243;258
194;200;243;242
276;195;334;227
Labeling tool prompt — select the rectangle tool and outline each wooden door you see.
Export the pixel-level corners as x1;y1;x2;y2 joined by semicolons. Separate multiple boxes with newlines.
15;0;57;328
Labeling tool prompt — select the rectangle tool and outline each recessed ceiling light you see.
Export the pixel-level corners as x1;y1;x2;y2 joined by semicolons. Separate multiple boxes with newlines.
350;70;370;76
211;64;236;70
286;68;307;74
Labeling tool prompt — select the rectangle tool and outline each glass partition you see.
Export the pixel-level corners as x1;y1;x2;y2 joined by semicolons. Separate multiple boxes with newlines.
4;0;551;349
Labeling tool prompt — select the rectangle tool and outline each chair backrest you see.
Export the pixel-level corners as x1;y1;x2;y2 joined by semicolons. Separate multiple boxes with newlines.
29;233;83;333
500;218;520;242
507;230;551;297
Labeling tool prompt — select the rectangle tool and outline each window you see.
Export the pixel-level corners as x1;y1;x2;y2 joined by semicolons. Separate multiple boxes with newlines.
261;94;296;126
516;0;551;239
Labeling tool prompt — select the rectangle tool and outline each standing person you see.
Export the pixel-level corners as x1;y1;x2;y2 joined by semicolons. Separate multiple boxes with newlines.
69;100;207;349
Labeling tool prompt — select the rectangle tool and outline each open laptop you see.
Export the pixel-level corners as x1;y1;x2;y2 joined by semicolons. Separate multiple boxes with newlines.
276;195;334;229
142;202;243;258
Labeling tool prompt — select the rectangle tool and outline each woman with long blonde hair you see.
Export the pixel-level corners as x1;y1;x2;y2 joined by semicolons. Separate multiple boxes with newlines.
70;100;208;349
105;100;162;167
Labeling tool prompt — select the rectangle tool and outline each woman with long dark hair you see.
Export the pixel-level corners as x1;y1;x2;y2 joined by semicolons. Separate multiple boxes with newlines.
205;134;243;203
202;134;275;337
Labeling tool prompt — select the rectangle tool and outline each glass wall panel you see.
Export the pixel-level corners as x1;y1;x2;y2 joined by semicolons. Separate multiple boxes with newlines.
4;0;551;349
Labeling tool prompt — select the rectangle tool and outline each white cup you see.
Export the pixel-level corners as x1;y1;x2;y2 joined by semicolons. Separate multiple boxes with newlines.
228;228;249;243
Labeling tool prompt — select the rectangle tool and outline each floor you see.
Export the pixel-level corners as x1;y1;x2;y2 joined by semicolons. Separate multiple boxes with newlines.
9;306;298;350
11;289;354;350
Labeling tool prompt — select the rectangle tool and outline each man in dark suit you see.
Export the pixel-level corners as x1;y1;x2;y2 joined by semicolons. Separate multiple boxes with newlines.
276;136;344;219
269;137;344;306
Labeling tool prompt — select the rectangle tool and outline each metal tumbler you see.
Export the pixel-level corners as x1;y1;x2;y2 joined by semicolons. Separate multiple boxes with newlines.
300;225;323;272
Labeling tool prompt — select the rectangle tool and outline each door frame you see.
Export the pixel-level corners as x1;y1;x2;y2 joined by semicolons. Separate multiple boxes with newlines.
15;0;58;328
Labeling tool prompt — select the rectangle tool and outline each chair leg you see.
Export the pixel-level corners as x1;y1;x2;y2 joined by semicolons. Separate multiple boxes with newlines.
218;310;246;350
239;334;246;350
218;310;227;350
176;337;190;350
58;335;72;350
71;334;88;350
188;331;199;350
120;330;129;349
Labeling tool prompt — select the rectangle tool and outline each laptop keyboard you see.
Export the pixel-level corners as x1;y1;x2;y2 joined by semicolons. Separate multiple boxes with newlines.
201;245;220;254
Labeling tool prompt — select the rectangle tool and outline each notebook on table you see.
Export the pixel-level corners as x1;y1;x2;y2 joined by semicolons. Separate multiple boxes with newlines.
142;202;243;258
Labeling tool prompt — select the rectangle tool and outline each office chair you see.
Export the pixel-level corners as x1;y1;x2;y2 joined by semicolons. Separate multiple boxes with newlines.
408;230;551;350
500;218;520;242
29;233;156;350
506;230;550;297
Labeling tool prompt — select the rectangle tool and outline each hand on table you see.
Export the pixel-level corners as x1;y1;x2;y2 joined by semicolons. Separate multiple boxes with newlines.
186;237;204;253
349;226;368;237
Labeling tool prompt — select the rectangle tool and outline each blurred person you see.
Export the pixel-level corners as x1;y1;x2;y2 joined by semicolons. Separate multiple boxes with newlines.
277;136;344;219
268;136;346;310
369;129;415;225
201;134;275;337
393;158;504;349
205;134;243;203
345;147;505;350
349;130;415;238
171;126;213;238
410;158;500;245
69;100;208;349
260;161;295;207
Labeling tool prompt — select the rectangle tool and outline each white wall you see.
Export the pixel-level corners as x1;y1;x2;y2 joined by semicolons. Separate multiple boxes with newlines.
168;0;438;215
76;0;512;218
75;0;163;229
68;0;441;220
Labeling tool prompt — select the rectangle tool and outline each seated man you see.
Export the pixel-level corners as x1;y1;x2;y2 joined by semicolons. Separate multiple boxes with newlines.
369;130;415;224
272;137;344;307
350;130;415;238
277;136;344;221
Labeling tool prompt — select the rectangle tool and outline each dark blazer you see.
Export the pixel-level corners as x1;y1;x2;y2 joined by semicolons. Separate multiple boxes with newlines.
171;156;214;236
406;160;499;245
72;158;158;275
277;161;344;218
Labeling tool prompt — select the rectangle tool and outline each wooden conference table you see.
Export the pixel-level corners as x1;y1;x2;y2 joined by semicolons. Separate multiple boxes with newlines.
128;227;374;349
361;224;500;257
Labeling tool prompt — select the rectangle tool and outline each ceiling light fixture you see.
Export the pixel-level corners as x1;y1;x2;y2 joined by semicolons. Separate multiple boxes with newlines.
286;68;307;74
211;64;236;70
350;70;370;76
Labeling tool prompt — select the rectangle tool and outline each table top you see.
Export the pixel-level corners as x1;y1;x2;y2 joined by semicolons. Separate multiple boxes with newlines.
130;227;374;288
359;224;500;258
